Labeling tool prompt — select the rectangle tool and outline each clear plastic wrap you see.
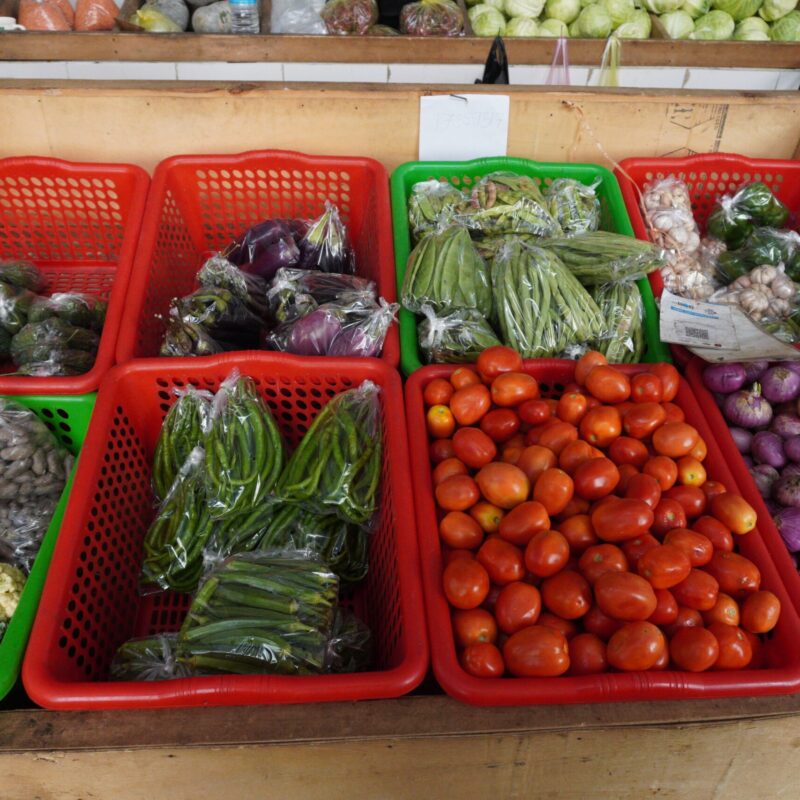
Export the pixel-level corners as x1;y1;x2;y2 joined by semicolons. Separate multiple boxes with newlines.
459;172;563;238
110;634;192;681
418;304;501;364
326;608;374;673
27;292;107;332
75;0;118;30
399;0;464;35
204;372;285;519
276;381;382;526
197;254;269;320
402;223;492;317
707;182;790;249
228;218;306;282
177;552;339;676
593;279;645;364
159;315;226;358
297;202;356;275
0;260;45;293
492;240;605;359
0;563;26;640
717;228;800;285
270;0;326;32
320;0;377;32
18;0;71;29
544;178;601;236
407;180;467;241
10;318;100;377
0;282;36;336
152;387;213;503
141;447;215;595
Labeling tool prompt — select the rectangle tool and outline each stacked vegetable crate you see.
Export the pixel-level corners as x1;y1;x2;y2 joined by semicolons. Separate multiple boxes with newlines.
391;156;671;377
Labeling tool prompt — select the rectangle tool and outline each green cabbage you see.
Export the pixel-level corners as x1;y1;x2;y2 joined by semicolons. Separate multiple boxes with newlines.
505;0;544;15
580;0;597;7
574;3;613;34
482;0;506;10
682;0;711;17
734;14;770;34
759;0;796;20
600;0;635;25
711;0;762;20
660;8;696;34
539;16;571;32
468;3;507;33
614;7;652;34
690;8;735;35
545;0;581;20
505;14;540;31
771;7;800;35
642;0;683;12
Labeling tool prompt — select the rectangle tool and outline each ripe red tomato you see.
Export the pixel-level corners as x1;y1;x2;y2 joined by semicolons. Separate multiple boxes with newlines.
692;516;734;552
608;436;649;468
533;468;574;516
537;612;579;641
592;497;654;543
575;351;608;386
643;456;678;491
708;622;752;670
616;463;640;494
583;604;624;640
480;409;521;444
503;625;570;677
491;372;539;408
631;372;663;404
578;543;628;585
568;633;608;675
559;440;601;475
433;458;468;486
701;593;740;628
443;558;490;609
495;581;542;634
436;474;480;512
710;493;757;535
450;384;491;426
670;627;719;672
649;588;679;626
557;392;589;426
424;378;454;407
556;514;599;554
585;365;631;404
741;590;781;634
594;571;658;621
744;629;765;669
701;480;727;501
573;458;620;501
664;485;707;519
427;405;455;439
579;406;622;448
453;608;498;646
477;538;526;586
470;501;504;534
649;363;680;402
501;435;526;464
538;421;579;456
518;399;552;426
671;569;719;611
664;606;704;638
541;570;592;619
476;463;530;510
663;528;713;567
430;438;456;464
677;456;707;487
652;498;688;538
691;438;709;462
453;428;497;469
476;346;523;383
625;473;662;510
650;646;670;670
461;642;505;678
440;511;484;550
607;621;666;671
443;549;475;566
450;368;481;390
622;533;661;569
661;402;685;424
524;530;570;578
623;402;666;440
637;544;692;589
516;445;558;485
652;422;700;459
498;500;550;546
704;551;761;597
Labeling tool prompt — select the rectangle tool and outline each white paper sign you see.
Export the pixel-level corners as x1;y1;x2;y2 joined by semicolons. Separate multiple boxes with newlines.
660;289;800;362
419;94;510;162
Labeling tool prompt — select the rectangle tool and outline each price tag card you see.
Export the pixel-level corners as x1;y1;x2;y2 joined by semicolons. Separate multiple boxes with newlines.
419;94;510;162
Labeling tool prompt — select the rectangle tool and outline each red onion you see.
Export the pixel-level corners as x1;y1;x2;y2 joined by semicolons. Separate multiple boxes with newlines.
723;386;773;430
778;361;800;376
742;455;755;468
750;464;779;499
729;427;753;454
786;436;800;462
783;462;800;478
761;366;800;404
742;360;769;382
703;362;746;395
773;474;800;508
752;431;786;468
775;507;800;552
771;413;800;438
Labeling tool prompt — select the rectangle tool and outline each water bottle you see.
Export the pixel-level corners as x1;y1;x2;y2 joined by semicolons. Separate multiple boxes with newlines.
230;0;260;33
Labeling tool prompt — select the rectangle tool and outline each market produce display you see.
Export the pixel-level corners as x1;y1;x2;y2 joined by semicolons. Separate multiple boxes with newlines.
0;563;25;645
422;345;779;678
402;174;662;365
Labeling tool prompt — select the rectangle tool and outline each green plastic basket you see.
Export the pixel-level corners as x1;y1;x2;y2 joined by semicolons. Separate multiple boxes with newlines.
0;393;95;702
390;157;672;376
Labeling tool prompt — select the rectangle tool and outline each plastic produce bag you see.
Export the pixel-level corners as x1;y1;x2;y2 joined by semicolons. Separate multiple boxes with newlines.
271;0;327;32
418;304;501;364
711;263;799;327
326;608;374;673
177;552;339;676
204;372;284;519
544;178;601;236
28;293;107;332
707;182;790;249
297;202;356;275
228;219;306;282
192;1;231;32
197;255;269;320
717;228;800;284
327;299;398;357
0;283;36;336
18;0;71;29
492;240;605;359
11;318;100;377
400;0;465;34
641;176;701;255
276;381;382;526
407;180;467;241
320;0;377;33
110;634;192;681
146;0;190;29
171;287;263;350
0;261;45;293
152;387;212;503
593;279;645;364
159;315;225;358
402;224;492;317
129;6;182;28
75;0;119;29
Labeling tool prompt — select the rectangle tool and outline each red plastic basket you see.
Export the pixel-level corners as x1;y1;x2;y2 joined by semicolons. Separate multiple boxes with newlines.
0;157;149;394
685;357;800;611
115;150;399;367
406;360;800;706
615;153;800;368
23;354;427;710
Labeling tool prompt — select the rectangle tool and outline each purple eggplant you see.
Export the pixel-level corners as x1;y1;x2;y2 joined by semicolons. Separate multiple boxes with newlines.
285;308;343;355
298;203;356;275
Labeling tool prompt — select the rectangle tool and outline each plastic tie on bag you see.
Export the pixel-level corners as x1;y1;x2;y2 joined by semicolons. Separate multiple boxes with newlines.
546;36;570;86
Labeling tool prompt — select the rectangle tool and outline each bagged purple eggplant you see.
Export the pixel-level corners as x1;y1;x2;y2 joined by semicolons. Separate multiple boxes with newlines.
228;218;308;282
298;202;356;275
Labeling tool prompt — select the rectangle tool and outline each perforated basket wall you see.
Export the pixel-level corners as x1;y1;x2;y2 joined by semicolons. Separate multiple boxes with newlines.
23;354;426;709
116;150;398;367
0;158;149;394
407;361;800;706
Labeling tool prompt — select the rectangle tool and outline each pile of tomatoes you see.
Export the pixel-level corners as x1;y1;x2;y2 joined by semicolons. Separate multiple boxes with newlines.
424;346;782;679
